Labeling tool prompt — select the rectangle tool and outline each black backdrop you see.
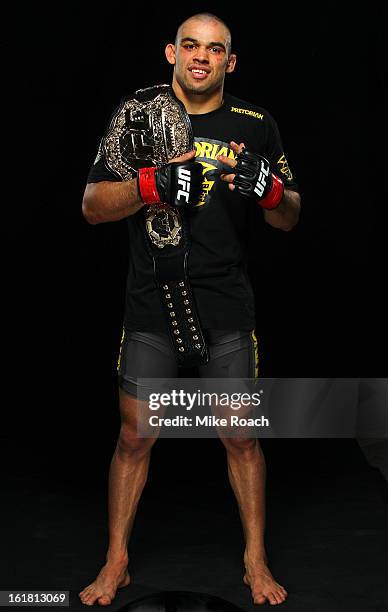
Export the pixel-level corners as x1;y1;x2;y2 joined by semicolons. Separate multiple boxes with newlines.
5;0;387;575
15;4;385;420
2;3;387;609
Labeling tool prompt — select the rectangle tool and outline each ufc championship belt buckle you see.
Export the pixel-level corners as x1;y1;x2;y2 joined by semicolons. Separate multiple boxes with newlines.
145;205;182;249
103;84;191;249
102;84;209;367
102;84;193;180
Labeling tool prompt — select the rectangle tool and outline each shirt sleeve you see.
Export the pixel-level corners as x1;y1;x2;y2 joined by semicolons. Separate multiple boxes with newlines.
86;102;123;184
265;113;299;192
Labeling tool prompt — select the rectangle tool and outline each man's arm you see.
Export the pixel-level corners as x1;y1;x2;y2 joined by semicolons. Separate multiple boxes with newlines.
263;189;301;232
82;179;144;225
218;141;301;232
82;149;198;225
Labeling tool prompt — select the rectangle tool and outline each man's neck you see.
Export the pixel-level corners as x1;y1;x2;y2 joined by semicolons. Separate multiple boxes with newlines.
172;80;224;115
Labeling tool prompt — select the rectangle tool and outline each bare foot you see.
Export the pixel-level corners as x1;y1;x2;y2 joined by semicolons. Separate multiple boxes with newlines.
79;560;130;606
243;559;288;606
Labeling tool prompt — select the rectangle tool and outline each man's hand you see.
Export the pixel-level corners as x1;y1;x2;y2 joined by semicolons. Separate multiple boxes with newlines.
137;149;203;208
217;140;244;187
217;142;283;210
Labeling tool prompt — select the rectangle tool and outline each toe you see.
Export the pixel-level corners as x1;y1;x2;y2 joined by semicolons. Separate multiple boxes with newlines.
279;586;288;597
82;593;96;605
98;594;112;606
277;589;287;602
254;593;267;605
79;588;89;597
267;592;278;605
274;593;283;605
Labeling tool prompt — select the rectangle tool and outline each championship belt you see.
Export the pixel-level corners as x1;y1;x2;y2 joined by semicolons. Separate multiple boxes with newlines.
102;84;209;367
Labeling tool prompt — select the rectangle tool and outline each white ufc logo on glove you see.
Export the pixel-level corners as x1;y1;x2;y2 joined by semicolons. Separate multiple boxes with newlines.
177;168;191;202
254;161;270;197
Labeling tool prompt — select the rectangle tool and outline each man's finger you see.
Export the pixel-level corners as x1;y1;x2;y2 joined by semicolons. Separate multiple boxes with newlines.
217;153;237;169
230;141;245;154
169;149;196;164
220;173;236;183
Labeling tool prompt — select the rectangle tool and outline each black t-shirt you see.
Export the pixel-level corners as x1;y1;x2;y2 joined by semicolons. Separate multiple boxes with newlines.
87;92;298;332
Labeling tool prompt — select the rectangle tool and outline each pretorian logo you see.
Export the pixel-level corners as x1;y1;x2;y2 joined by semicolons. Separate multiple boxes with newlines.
194;141;236;161
196;161;216;207
254;160;270;197
193;138;237;208
177;167;191;202
231;107;264;120
277;153;293;181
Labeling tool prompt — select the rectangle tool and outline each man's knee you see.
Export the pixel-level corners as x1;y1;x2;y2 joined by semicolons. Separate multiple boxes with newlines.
117;390;157;458
117;423;155;458
222;436;258;459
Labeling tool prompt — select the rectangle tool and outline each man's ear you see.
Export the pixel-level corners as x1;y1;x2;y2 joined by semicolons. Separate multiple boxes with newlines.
226;53;237;74
165;43;176;65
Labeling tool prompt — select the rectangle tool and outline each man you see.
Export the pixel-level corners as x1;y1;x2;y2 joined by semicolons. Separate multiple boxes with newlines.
79;13;300;607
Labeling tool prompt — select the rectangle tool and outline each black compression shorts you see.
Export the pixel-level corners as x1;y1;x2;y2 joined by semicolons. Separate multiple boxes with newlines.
117;329;259;397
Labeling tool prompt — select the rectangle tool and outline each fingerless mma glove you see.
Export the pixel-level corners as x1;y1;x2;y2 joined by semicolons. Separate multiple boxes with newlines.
233;150;284;210
138;161;203;208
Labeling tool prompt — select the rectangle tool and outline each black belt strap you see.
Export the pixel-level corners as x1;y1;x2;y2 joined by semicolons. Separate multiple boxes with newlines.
143;206;209;367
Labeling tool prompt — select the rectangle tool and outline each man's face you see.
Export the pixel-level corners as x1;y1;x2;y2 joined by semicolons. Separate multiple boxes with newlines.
166;19;236;96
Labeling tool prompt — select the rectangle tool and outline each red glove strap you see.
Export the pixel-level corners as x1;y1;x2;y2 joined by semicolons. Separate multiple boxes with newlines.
258;173;284;210
138;167;161;205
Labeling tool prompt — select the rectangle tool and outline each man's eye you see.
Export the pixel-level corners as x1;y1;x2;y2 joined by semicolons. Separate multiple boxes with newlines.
184;44;195;50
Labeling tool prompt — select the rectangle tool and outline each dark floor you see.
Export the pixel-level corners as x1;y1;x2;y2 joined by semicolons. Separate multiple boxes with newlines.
1;436;387;611
358;439;388;481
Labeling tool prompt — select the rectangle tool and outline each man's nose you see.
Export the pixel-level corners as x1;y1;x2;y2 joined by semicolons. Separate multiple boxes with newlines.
193;46;209;63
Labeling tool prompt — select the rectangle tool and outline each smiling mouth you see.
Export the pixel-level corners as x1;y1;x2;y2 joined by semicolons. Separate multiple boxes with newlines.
189;68;209;79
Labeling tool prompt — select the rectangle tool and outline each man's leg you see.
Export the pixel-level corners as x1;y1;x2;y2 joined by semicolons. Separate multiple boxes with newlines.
200;330;287;606
79;389;157;606
219;435;287;606
79;330;177;606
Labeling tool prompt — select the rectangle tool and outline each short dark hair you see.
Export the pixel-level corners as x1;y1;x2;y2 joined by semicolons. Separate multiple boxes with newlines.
175;13;232;55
